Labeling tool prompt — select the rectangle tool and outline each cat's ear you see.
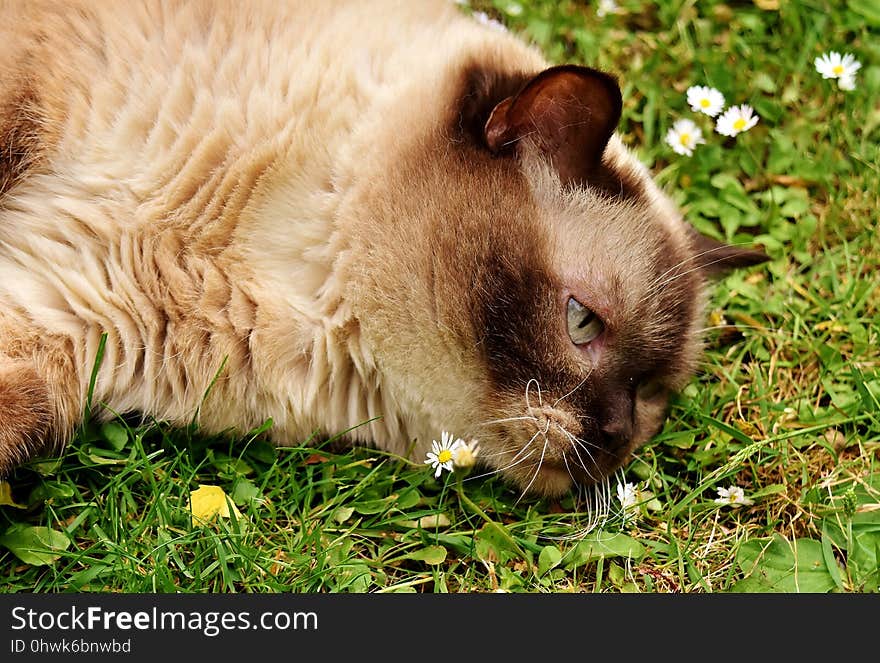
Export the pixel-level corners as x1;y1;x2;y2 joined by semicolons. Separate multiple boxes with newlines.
483;65;622;185
687;227;770;277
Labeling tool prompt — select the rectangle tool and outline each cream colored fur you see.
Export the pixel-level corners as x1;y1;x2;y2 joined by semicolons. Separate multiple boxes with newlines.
0;0;542;450
0;0;712;495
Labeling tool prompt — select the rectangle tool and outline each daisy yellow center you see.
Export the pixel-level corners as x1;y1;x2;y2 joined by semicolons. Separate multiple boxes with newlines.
832;64;844;75
437;449;453;463
733;118;747;131
700;98;711;107
679;133;691;145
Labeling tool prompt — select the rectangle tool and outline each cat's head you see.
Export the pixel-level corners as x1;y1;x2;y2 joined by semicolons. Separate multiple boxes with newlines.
348;63;767;497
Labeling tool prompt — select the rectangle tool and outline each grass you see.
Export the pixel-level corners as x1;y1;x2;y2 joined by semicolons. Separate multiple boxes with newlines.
1;0;878;593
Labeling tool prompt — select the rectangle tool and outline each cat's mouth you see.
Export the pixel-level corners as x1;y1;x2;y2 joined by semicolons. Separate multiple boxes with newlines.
479;402;628;497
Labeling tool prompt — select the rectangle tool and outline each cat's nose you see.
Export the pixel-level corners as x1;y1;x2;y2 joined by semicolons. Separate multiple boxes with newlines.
600;391;635;445
601;417;632;440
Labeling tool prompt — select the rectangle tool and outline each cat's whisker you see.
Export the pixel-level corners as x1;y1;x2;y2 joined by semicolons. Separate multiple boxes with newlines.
544;474;614;542
476;415;540;427
524;378;541;412
638;247;760;309
568;438;593;479
552;371;591;408
636;241;763;312
558;426;598;483
538;416;551;436
502;428;543;464
513;437;549;507
566;442;595;483
463;427;542;481
596;474;614;523
577;476;612;537
561;450;577;486
695;323;785;335
638;254;709;305
650;254;739;292
566;428;602;452
524;377;545;410
477;438;536;461
475;448;524;460
572;441;601;474
650;242;733;282
570;440;601;482
463;447;536;482
641;240;758;298
697;324;744;333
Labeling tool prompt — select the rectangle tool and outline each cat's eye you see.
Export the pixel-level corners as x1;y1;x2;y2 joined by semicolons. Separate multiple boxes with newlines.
566;297;604;345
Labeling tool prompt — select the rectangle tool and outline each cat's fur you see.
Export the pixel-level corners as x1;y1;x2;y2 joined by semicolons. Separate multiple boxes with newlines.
0;0;766;497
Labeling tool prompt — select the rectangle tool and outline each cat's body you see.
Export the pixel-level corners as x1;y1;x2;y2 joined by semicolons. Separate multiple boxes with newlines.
0;0;766;496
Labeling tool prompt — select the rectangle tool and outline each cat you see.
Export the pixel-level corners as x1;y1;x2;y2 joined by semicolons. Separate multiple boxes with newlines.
0;0;767;498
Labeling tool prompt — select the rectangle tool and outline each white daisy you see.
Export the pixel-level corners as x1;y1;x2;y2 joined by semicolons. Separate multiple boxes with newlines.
814;51;861;81
504;3;524;17
686;85;725;117
838;73;857;91
714;104;759;137
425;431;461;477
453;438;480;469
713;485;754;507
597;0;620;17
664;118;705;156
616;481;638;511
